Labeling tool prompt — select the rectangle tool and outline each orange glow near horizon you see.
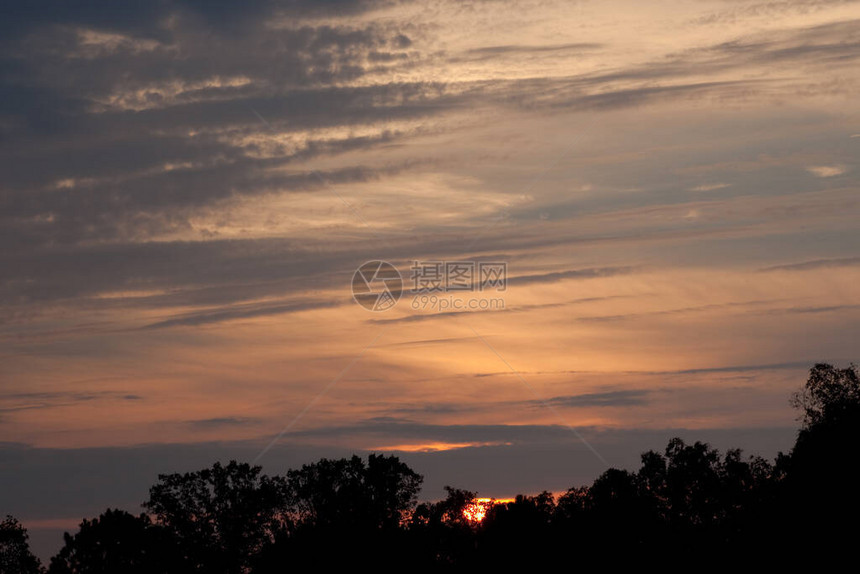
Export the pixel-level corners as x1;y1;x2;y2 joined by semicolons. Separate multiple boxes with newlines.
463;498;517;523
370;441;513;453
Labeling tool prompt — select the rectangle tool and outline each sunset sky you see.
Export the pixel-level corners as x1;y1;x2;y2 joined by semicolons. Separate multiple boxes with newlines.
2;0;860;559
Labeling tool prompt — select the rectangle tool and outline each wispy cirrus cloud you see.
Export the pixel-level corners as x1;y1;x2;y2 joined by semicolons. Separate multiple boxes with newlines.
806;165;847;177
540;390;651;408
760;257;860;271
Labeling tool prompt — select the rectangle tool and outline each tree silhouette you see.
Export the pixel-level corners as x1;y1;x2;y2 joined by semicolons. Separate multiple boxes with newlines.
479;492;555;569
48;509;178;574
284;453;422;530
780;363;860;554
0;516;42;574
407;487;481;569
143;461;288;574
553;485;590;524
790;362;860;428
553;439;778;565
253;454;422;571
429;487;478;527
34;362;860;571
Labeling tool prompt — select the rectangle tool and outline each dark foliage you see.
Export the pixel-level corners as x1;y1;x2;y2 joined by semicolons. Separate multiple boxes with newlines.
779;363;860;555
0;516;42;574
143;461;289;573
47;510;179;574
254;453;423;571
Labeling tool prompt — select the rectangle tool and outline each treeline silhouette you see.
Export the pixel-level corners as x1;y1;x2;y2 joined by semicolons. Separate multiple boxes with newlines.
2;363;859;572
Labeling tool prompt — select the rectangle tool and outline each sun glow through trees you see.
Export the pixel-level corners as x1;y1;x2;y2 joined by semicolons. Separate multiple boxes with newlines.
463;498;515;523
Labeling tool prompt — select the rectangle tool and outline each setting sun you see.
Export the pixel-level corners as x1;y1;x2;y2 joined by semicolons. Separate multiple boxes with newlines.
463;498;516;523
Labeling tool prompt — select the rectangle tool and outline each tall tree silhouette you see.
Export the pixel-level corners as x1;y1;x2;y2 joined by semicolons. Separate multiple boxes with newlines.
0;516;42;574
479;492;555;569
254;454;422;571
143;461;288;574
405;486;485;568
782;363;860;552
285;453;422;529
790;362;860;427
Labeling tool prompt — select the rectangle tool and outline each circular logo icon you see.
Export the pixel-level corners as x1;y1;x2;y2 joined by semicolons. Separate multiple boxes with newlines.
352;260;403;311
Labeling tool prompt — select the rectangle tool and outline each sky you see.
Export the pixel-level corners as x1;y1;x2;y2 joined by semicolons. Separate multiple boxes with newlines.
2;0;860;561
